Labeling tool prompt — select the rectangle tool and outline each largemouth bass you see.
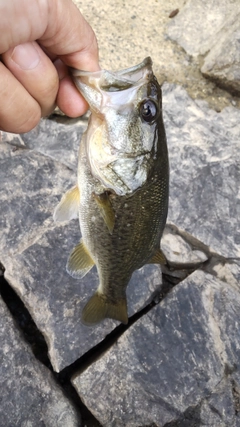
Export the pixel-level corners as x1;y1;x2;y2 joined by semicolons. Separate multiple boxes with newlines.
54;57;169;326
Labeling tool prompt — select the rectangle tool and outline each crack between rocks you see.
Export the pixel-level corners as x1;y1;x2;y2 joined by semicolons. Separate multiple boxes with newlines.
0;266;100;427
59;272;185;382
0;258;189;427
1;241;236;427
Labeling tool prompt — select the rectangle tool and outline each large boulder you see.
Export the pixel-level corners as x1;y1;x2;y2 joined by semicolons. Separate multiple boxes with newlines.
0;297;80;426
0;82;239;424
72;270;240;427
167;0;240;95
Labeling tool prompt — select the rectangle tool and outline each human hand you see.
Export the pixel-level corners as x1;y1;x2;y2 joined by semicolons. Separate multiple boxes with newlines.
0;0;99;133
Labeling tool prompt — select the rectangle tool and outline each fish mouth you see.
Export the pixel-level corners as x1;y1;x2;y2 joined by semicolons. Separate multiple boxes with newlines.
71;57;152;89
70;57;153;110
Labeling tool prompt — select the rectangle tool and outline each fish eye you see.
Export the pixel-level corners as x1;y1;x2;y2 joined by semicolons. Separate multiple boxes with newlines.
139;99;158;123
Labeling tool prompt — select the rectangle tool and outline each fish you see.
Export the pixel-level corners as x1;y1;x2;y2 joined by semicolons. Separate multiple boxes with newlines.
54;57;169;326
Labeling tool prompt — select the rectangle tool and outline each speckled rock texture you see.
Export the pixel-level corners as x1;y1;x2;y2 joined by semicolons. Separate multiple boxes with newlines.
163;83;240;259
0;298;80;427
1;80;239;388
167;0;240;95
73;270;240;427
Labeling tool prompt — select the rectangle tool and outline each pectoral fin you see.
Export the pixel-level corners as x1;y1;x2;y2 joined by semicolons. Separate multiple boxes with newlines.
53;185;80;222
93;192;115;234
66;239;95;279
81;292;128;326
149;248;167;265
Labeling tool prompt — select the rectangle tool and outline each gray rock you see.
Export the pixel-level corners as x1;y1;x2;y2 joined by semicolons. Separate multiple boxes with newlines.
0;140;75;257
163;83;240;258
201;19;240;96
2;117;86;171
167;0;240;95
72;269;240;427
0;297;80;426
161;224;208;265
21;118;86;171
4;223;162;371
0;139;163;371
204;258;240;291
1;80;239;372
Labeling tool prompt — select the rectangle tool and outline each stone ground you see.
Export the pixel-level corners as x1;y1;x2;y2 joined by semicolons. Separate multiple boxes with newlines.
0;0;240;426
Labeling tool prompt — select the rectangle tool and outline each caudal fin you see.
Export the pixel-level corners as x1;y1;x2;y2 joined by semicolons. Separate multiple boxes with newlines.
81;292;128;326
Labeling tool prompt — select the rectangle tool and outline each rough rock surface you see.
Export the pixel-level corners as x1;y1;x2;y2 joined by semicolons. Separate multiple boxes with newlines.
0;0;240;423
73;269;240;427
167;0;240;95
201;18;240;96
163;83;240;259
1;81;239;375
0;140;163;372
1;80;239;424
0;297;80;426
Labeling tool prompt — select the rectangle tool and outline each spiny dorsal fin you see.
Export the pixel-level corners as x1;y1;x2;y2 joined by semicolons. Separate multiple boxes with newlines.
66;239;95;279
93;192;115;234
149;248;167;265
53;185;80;222
81;292;128;326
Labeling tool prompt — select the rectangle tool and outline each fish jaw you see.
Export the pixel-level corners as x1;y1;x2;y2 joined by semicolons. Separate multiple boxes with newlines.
70;57;153;112
72;58;162;196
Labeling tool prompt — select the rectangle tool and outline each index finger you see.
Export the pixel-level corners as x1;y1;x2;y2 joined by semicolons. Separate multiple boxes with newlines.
0;0;99;71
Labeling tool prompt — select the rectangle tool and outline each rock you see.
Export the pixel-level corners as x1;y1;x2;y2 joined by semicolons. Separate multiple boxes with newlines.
4;223;162;371
0;1;239;425
1;81;239;372
163;83;240;258
2;117;86;171
204;258;240;291
0;138;163;372
72;269;240;427
161;224;208;265
201;20;240;96
0;297;80;426
167;0;240;96
0;140;75;256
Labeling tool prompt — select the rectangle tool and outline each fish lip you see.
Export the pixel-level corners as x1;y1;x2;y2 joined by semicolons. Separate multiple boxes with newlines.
70;56;152;77
70;57;153;90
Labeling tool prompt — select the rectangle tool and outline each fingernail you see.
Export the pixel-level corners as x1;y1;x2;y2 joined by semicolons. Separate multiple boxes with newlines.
11;42;40;70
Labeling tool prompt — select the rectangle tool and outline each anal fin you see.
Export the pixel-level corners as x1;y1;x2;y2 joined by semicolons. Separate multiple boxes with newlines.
53;185;80;222
66;239;95;279
81;292;128;326
93;192;115;234
148;248;167;265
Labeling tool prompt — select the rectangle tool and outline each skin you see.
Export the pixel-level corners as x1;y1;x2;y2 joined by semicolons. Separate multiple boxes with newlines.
0;0;100;133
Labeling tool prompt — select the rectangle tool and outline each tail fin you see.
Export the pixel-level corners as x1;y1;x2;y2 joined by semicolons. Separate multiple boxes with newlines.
81;292;128;326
